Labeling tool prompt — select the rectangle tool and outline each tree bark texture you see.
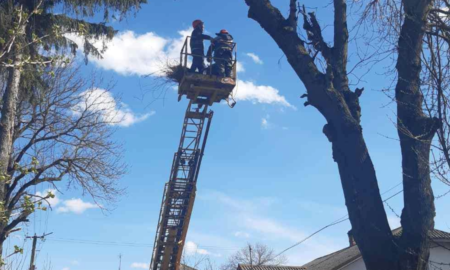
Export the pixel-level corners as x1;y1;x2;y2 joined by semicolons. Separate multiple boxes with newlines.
396;1;437;269
244;0;437;269
0;52;22;261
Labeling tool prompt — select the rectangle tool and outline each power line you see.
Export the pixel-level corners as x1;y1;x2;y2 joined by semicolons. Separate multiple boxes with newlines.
46;238;240;250
268;183;405;263
46;183;405;257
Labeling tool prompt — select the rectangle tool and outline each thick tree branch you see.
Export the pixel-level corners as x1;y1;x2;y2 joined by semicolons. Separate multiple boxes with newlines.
301;7;332;62
0;213;28;242
332;0;349;92
395;0;436;269
244;0;323;90
288;0;298;30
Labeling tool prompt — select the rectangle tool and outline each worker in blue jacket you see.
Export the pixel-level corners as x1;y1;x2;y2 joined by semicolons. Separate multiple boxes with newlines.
190;20;212;74
207;30;234;77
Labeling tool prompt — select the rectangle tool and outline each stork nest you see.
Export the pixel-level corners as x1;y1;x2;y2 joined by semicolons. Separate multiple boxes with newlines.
162;64;184;84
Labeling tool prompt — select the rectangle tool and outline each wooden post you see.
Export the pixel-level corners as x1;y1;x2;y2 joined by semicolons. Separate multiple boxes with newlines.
28;235;37;270
27;233;53;270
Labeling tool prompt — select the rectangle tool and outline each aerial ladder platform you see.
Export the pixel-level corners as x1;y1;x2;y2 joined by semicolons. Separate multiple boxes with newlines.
150;37;237;270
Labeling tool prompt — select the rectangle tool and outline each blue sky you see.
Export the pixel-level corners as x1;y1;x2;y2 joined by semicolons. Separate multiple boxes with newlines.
6;1;450;270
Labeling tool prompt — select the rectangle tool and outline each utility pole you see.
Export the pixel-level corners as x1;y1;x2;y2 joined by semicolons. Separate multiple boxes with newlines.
118;254;122;270
249;245;253;267
26;232;53;270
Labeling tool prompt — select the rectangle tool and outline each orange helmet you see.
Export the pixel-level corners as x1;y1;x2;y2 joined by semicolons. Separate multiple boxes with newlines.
220;29;229;34
192;20;203;29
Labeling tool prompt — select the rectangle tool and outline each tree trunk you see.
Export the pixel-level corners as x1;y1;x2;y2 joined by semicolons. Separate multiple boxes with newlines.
0;52;22;261
395;1;437;269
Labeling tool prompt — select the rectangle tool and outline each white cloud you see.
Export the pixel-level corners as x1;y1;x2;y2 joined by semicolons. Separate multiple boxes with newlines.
234;80;295;108
67;30;294;109
200;190;277;213
35;189;60;207
438;7;450;20
131;263;149;269
184;241;210;256
75;88;153;127
56;198;99;214
200;190;345;265
66;29;191;76
243;216;306;242
236;62;245;73
62;268;70;270
246;53;264;65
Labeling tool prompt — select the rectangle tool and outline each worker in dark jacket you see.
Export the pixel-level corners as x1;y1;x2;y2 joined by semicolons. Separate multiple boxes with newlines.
190;20;212;74
207;30;234;77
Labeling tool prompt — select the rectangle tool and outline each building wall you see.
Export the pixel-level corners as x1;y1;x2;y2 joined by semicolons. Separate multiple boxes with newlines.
428;244;450;270
340;243;450;270
342;258;365;270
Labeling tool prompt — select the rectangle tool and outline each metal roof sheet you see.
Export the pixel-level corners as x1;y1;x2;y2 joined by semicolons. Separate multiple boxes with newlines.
238;264;307;270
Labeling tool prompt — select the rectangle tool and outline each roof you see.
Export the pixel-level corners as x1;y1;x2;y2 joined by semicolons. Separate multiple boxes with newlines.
392;227;450;240
300;245;361;270
238;265;307;270
300;228;450;270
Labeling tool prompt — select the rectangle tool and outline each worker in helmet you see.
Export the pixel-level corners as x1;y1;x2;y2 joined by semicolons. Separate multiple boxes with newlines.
207;29;234;77
190;20;212;74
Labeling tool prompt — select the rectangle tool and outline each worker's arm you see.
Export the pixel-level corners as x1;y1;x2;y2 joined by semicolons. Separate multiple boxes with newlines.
192;29;211;40
201;34;212;40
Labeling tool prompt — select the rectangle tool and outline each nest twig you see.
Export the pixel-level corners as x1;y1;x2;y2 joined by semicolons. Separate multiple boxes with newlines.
162;63;185;84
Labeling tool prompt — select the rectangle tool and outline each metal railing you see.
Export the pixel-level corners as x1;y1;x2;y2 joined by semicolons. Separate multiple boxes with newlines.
180;36;237;80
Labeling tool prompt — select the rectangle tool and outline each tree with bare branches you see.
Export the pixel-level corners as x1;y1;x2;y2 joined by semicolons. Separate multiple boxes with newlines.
0;60;126;267
242;0;446;269
0;0;146;263
221;243;287;270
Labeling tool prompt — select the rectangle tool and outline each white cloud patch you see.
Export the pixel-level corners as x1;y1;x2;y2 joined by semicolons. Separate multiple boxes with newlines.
184;241;210;256
234;80;295;108
199;190;345;265
35;189;60;207
62;268;70;270
131;263;149;269
56;198;99;214
66;29;191;76
200;190;277;212
246;53;264;65
236;62;245;73
243;216;306;242
67;30;294;108
438;7;450;20
74;88;153;127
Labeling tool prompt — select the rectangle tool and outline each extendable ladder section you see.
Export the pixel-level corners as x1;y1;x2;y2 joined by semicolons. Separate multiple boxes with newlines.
150;101;213;270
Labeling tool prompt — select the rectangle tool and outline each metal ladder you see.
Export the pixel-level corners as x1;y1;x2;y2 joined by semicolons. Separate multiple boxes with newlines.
150;101;213;270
